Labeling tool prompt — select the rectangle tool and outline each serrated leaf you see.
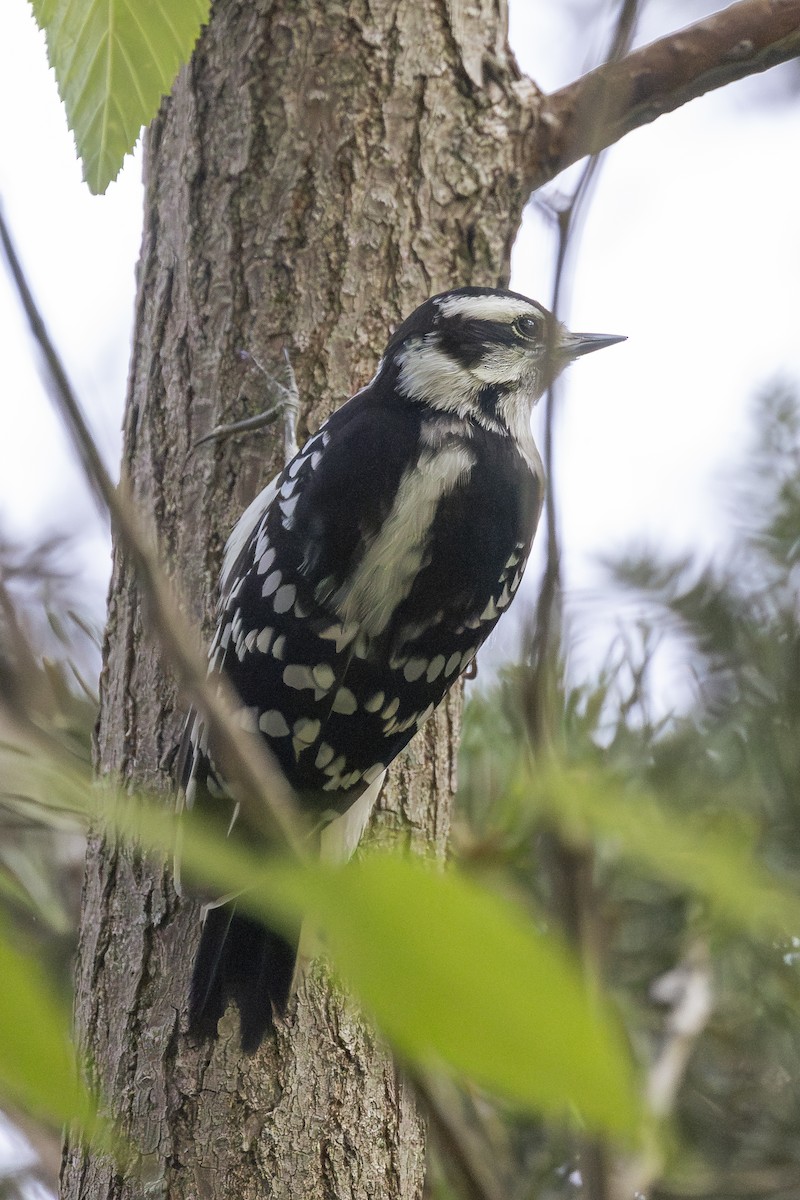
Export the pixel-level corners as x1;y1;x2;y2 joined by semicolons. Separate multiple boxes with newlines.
29;0;210;192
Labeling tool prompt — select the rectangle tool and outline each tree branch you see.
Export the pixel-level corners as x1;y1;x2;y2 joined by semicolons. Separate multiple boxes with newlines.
528;0;800;188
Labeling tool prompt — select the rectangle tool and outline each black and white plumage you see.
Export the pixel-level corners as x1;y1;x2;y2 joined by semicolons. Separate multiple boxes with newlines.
182;286;624;1051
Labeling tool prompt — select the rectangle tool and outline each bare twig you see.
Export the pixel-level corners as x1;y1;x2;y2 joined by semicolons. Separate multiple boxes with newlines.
527;0;639;748
0;205;306;859
647;944;713;1119
529;0;800;189
619;944;713;1199
413;1072;506;1200
524;7;641;1200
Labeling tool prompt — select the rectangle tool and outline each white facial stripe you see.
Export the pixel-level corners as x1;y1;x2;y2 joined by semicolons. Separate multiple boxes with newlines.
397;335;550;442
333;444;475;637
397;339;481;411
436;294;542;323
470;345;530;386
396;341;503;433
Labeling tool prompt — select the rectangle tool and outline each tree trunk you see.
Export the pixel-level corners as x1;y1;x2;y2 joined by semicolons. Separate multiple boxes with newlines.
60;2;538;1196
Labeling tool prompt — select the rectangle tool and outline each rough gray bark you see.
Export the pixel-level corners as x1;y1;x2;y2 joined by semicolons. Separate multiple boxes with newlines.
60;2;537;1197
51;0;800;1194
54;0;800;1193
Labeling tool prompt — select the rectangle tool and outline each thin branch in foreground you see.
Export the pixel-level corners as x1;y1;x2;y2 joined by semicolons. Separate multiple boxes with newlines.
529;0;800;189
0;205;306;860
413;1071;507;1200
2;207;512;1200
527;0;638;749
526;7;640;1199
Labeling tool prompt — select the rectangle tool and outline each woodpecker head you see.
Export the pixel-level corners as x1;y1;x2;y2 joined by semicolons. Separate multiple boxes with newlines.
385;286;624;432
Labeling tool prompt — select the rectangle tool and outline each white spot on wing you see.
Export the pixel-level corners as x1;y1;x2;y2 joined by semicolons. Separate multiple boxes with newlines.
256;626;274;652
255;530;270;561
283;664;315;690
259;710;290;737
262;570;282;597
315;742;335;768
274;583;296;613
293;717;320;744
481;597;499;621
280;495;299;525
257;547;276;575
332;687;358;715
320;770;386;863
403;657;428;682
312;663;335;690
426;655;445;683
318;622;358;652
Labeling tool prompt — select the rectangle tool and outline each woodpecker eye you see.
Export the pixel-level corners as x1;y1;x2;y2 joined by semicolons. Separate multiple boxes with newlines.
513;315;543;341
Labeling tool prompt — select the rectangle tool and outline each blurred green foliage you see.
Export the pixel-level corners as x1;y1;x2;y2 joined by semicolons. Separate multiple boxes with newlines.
4;387;800;1200
447;384;800;1199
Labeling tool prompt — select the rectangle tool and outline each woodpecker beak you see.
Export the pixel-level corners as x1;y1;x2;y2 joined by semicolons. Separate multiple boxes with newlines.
560;330;627;359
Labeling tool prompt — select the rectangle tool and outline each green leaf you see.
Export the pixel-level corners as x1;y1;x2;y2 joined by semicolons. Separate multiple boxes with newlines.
240;855;640;1139
526;763;800;937
28;0;210;192
0;759;640;1136
0;922;92;1127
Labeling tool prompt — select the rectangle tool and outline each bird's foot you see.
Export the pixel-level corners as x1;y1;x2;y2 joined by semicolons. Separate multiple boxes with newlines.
195;348;299;465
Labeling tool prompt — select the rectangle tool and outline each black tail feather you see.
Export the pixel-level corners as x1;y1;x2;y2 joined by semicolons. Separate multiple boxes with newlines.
188;905;298;1053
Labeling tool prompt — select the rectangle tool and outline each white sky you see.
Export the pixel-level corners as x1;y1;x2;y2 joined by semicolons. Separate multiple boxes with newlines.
0;0;799;690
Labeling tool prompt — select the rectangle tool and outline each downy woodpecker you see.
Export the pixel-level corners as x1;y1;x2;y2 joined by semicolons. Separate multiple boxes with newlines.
182;286;624;1050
